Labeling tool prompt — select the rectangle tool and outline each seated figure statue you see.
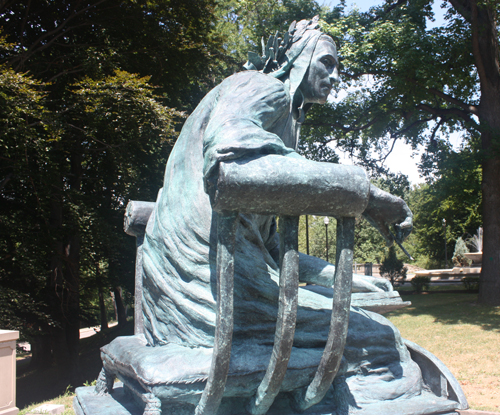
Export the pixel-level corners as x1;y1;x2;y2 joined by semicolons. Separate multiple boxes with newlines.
79;17;467;415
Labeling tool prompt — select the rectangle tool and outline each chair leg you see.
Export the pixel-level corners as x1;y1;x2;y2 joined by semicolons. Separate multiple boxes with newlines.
143;393;162;415
94;366;115;396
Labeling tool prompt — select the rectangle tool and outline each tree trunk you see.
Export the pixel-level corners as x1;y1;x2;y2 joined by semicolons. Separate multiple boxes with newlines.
478;100;500;306
468;0;500;306
99;287;109;331
45;147;82;377
47;208;81;376
113;286;127;326
479;153;500;305
61;232;81;379
29;332;53;369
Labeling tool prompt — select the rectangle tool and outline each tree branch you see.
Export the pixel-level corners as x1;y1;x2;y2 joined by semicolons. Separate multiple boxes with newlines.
417;103;479;128
9;0;109;70
430;118;445;142
426;86;479;115
374;0;407;21
447;0;473;24
378;136;399;164
469;1;488;87
45;65;85;83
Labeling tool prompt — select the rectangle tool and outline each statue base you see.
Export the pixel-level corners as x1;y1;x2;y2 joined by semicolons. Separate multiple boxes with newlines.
74;382;462;415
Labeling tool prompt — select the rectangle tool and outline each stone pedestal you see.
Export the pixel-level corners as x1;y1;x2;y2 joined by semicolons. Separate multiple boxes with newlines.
74;382;464;415
0;330;19;415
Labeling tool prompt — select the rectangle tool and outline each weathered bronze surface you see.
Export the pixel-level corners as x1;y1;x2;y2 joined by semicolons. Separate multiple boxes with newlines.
76;17;467;415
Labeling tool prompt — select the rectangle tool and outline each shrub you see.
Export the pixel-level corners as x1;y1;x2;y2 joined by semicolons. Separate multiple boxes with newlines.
452;237;472;267
379;246;408;287
411;276;430;293
462;276;480;292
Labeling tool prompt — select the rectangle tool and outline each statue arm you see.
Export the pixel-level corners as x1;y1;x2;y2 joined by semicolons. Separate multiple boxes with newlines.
213;155;370;217
202;73;411;241
362;185;413;246
298;252;392;292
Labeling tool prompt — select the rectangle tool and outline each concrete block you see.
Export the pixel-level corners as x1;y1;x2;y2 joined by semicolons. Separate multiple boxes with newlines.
0;330;19;415
30;404;65;414
0;408;19;415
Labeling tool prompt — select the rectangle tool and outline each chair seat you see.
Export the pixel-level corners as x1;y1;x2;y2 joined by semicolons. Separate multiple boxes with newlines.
100;334;326;405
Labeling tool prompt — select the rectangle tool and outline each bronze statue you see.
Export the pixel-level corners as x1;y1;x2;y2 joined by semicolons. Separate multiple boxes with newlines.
75;17;468;415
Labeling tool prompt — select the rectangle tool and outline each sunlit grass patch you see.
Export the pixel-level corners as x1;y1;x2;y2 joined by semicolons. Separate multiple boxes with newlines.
386;292;500;412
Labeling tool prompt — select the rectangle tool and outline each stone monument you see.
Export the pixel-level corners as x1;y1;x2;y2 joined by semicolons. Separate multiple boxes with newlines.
74;17;468;415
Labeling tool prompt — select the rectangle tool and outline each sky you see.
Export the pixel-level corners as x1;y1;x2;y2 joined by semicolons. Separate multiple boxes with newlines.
320;0;452;184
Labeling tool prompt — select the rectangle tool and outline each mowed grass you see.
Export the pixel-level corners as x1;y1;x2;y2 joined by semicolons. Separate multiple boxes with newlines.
386;289;500;413
18;390;75;415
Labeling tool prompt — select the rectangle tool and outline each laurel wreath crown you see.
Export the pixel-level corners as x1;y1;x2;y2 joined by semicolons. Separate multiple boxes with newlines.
243;16;320;74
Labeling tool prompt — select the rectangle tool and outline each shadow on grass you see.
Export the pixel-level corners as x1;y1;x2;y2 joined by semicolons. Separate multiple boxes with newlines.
388;290;500;333
16;321;134;409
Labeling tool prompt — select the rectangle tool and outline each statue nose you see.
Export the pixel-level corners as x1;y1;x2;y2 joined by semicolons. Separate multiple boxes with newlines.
329;67;339;85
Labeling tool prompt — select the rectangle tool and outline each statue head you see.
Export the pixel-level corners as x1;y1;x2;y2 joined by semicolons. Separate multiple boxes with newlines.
244;16;339;120
298;35;339;105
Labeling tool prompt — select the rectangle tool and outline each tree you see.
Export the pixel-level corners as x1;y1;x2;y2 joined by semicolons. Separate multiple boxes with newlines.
299;215;337;261
0;62;57;351
311;0;500;305
409;140;482;267
452;236;472;266
0;0;221;374
214;0;327;75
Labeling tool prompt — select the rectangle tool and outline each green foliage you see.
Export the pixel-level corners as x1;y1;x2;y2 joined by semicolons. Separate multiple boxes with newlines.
462;276;480;292
301;1;500;304
410;276;430;293
0;63;55;338
0;0;218;362
452;237;472;267
0;62;181;343
407;141;482;266
380;246;407;287
0;0;224;109
309;1;479;173
299;215;336;261
353;217;386;264
291;1;487;271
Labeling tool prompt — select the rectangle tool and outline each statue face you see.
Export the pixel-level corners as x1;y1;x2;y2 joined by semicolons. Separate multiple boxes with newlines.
299;39;339;105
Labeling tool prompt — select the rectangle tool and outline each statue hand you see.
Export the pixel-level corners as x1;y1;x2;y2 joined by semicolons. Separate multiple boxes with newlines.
352;275;393;292
362;185;413;246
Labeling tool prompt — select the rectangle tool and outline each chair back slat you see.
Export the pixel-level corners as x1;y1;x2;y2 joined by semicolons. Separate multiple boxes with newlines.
194;213;238;415
292;217;355;411
247;216;300;415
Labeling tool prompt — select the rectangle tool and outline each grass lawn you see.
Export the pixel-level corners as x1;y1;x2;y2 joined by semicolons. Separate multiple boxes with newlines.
18;389;75;415
17;289;500;414
386;287;500;412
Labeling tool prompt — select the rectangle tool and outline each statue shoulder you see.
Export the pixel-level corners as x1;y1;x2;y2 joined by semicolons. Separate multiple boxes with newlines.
221;71;288;100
